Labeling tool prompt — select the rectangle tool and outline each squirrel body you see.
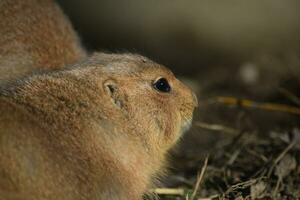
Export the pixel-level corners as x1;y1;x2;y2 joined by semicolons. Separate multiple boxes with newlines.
0;53;197;200
0;0;86;83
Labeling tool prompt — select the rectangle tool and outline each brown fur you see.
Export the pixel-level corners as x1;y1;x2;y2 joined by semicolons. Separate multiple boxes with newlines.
0;0;87;83
0;53;197;200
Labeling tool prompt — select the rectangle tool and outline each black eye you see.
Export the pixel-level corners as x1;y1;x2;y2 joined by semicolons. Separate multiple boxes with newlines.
153;78;171;93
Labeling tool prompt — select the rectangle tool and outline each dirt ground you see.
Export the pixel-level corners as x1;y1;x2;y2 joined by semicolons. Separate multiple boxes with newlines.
156;123;300;200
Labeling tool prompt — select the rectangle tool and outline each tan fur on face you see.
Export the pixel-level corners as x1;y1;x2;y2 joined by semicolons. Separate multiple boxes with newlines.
0;0;87;83
0;53;197;200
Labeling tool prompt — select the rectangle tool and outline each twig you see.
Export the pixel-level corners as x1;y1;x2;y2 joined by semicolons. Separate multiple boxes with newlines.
274;140;296;164
151;188;185;196
194;121;239;135
278;87;300;106
246;148;268;162
272;177;282;198
224;179;257;195
267;139;296;177
216;96;300;115
226;149;241;166
189;157;209;200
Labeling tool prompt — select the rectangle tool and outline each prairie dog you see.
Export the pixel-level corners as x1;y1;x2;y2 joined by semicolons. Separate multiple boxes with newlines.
0;0;86;83
0;53;198;200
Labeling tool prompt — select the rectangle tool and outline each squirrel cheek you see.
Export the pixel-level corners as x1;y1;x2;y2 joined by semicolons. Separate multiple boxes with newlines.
163;112;183;144
178;102;195;133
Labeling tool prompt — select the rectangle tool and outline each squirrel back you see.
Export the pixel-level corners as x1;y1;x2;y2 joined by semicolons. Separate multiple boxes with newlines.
0;0;87;83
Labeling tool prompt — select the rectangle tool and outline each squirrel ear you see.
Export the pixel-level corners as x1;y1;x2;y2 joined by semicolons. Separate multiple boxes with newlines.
103;79;123;109
104;79;117;96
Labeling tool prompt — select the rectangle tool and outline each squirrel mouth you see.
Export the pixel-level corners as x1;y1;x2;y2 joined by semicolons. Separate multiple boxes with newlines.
180;118;192;135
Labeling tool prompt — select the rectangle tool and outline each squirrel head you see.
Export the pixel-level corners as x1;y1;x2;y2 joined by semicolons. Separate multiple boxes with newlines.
84;53;198;151
7;52;198;155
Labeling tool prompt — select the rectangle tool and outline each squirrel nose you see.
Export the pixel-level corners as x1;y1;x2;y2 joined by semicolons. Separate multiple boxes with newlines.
192;92;198;107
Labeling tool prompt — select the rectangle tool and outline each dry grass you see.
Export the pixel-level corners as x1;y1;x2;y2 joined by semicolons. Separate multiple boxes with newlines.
149;96;300;200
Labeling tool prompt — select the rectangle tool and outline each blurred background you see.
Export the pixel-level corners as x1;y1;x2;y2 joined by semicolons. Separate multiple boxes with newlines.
57;0;300;100
58;0;300;196
58;0;300;82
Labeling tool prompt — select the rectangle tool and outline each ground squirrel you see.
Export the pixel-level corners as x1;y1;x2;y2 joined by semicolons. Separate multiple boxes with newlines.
0;0;86;83
0;0;198;199
0;53;198;200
